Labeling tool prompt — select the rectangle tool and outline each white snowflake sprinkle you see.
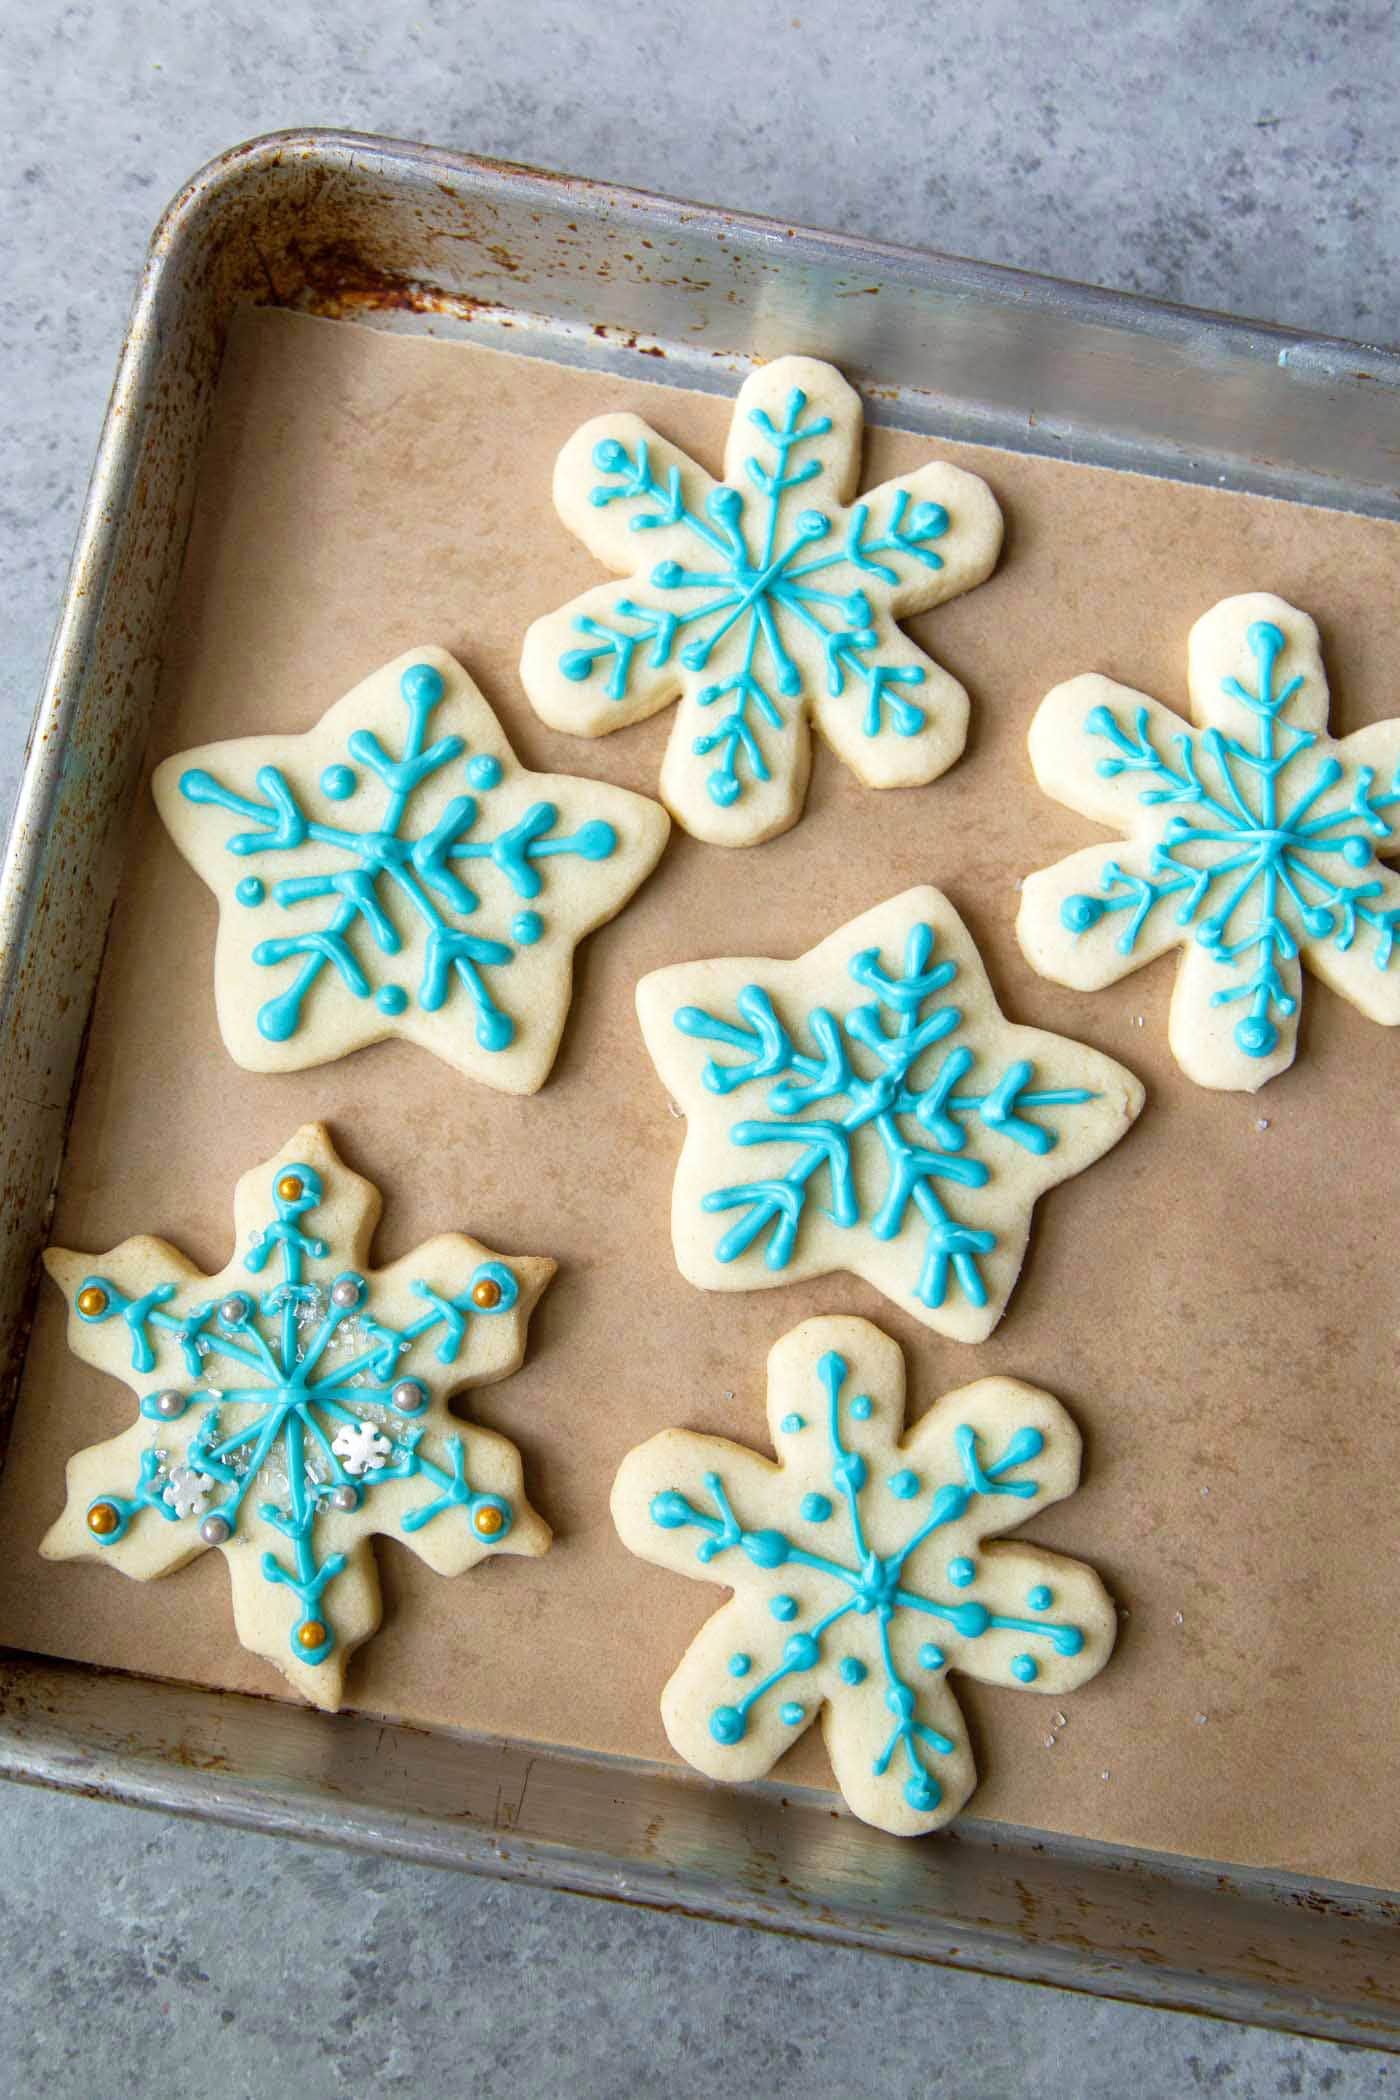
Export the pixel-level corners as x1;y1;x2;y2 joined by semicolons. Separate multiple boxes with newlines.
163;1464;216;1520
331;1421;392;1477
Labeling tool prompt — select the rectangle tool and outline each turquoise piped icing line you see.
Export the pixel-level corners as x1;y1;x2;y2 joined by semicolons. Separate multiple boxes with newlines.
648;1348;1084;1814
1059;618;1400;1058
559;389;950;806
75;1159;520;1662
674;918;1098;1315
179;661;619;1051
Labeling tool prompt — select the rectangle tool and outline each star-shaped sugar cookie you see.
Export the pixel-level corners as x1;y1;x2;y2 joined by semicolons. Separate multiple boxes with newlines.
636;888;1144;1342
41;1124;553;1709
153;647;670;1091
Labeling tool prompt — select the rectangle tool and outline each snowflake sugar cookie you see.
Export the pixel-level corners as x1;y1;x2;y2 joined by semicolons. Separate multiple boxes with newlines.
636;888;1143;1342
520;357;1003;846
613;1316;1116;1836
152;647;670;1090
1018;595;1400;1090
41;1124;553;1708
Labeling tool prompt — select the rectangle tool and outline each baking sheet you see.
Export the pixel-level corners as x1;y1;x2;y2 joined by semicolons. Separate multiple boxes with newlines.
1;305;1397;1886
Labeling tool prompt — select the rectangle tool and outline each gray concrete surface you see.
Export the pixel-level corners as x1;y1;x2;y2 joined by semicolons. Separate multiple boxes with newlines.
2;2;1397;2092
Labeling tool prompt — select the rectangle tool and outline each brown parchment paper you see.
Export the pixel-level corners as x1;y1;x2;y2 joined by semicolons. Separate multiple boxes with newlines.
2;306;1398;1887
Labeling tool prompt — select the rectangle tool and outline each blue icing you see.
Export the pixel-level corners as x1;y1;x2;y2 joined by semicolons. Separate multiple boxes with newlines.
320;764;357;801
467;754;503;790
178;661;619;1051
1028;1584;1053;1611
674;919;1097;1316
376;985;408;1016
559;389;953;807
780;1412;805;1433
511;910;544;945
1058;617;1400;1059
728;1653;751;1678
1010;1654;1038;1683
850;1395;873;1421
800;1492;833;1523
779;1702;805;1726
235;876;265;908
652;1349;1086;1821
889;1469;920;1500
73;1157;519;1658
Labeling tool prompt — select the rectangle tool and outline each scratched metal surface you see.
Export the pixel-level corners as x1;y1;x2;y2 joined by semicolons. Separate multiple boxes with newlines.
1;125;1398;2063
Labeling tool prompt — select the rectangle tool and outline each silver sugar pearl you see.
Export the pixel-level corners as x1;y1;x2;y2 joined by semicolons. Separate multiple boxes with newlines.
330;1278;361;1309
199;1514;232;1546
153;1390;184;1418
219;1295;247;1325
330;1484;358;1512
391;1379;424;1413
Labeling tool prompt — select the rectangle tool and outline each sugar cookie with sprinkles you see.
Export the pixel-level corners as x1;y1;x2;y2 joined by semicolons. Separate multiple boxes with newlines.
153;646;670;1091
612;1315;1117;1836
1018;594;1400;1091
520;356;1003;846
636;886;1144;1343
41;1124;553;1708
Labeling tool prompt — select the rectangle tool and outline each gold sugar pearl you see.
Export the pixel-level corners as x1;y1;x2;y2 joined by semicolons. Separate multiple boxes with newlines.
474;1505;505;1538
297;1620;328;1650
76;1286;108;1318
277;1174;305;1202
86;1502;120;1537
471;1277;503;1310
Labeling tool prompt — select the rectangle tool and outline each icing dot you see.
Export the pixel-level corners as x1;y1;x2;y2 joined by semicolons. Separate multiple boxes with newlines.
849;1395;873;1421
783;1632;819;1671
376;985;408;1016
235;876;265;907
780;1413;805;1434
512;910;544;945
467;754;503;790
710;1704;746;1745
838;1657;867;1685
947;1556;976;1589
888;1469;920;1500
769;1594;798;1623
1061;893;1105;934
728;1653;751;1679
401;662;444;706
799;1492;832;1523
919;1643;945;1670
1011;1654;1039;1684
1234;1014;1278;1058
1027;1584;1053;1611
320;764;356;800
779;1702;805;1727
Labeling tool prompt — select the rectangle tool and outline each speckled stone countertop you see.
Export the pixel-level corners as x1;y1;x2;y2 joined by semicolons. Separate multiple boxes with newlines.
2;4;1397;2092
